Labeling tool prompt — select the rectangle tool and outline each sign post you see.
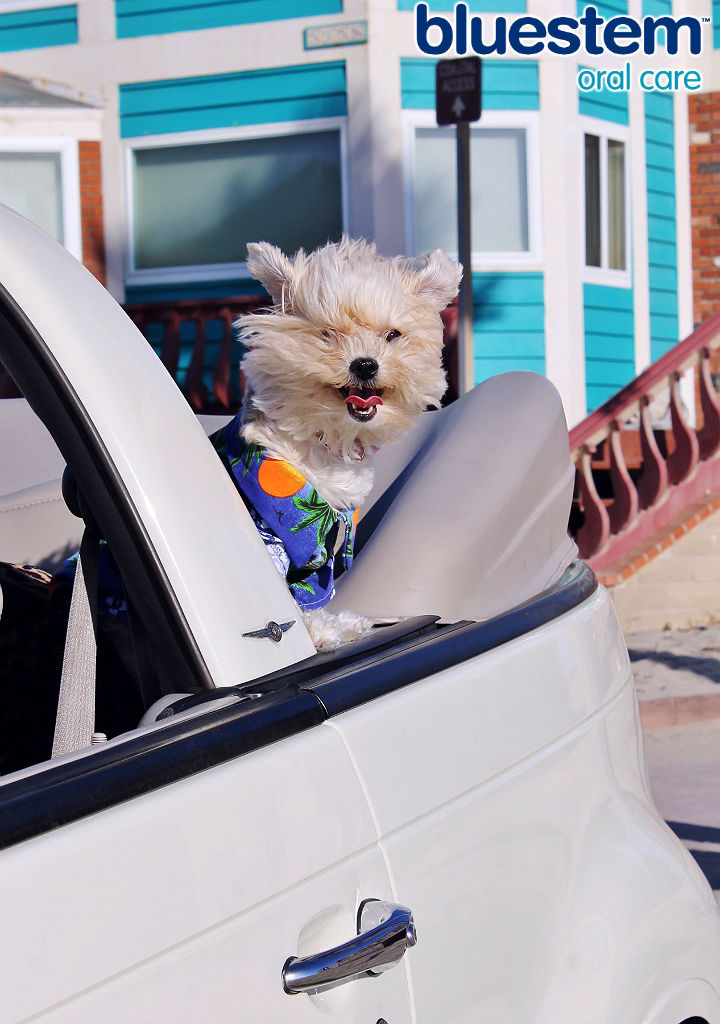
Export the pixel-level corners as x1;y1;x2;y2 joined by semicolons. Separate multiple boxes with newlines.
435;57;481;395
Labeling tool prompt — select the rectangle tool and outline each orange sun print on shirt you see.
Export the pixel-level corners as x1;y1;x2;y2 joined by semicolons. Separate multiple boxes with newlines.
257;458;306;498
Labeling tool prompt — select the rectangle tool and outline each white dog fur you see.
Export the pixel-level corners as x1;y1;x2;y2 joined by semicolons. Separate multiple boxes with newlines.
236;236;461;651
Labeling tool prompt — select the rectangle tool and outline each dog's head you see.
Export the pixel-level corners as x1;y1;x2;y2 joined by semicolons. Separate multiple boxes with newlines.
238;237;461;459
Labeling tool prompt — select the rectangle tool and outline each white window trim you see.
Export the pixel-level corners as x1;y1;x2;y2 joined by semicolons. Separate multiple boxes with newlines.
124;118;349;288
580;114;632;290
402;108;543;270
0;134;81;260
0;1;64;11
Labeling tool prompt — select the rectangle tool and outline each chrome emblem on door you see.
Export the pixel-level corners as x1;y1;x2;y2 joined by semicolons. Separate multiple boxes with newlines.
242;620;295;642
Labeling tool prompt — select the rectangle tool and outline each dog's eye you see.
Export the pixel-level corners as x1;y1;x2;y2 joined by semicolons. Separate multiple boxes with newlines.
320;329;333;343
385;329;401;343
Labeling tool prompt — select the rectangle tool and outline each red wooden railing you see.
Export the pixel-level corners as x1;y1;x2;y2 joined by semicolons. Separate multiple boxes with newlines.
570;311;720;573
0;290;458;413
124;295;462;413
123;295;266;413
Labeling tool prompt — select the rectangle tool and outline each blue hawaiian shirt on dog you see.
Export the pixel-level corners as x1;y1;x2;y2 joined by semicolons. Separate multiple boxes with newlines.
210;414;357;610
52;415;356;615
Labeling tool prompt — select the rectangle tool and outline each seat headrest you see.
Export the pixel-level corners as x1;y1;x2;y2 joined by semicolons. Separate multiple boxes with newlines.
61;467;101;537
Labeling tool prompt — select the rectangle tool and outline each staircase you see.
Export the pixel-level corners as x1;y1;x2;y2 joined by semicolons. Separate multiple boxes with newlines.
569;311;720;629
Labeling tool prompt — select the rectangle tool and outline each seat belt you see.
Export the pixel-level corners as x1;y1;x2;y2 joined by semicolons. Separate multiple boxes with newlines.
51;527;105;758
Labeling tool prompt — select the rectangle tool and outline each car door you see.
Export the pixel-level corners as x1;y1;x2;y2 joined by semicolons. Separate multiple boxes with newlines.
324;581;624;1021
0;203;415;1023
321;573;720;1022
0;700;414;1023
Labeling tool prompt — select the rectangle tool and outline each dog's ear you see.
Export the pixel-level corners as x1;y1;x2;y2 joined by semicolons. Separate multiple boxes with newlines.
246;242;294;305
410;249;463;311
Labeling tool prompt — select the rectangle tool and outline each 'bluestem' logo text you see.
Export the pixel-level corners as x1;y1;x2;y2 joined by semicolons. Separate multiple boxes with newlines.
415;3;704;57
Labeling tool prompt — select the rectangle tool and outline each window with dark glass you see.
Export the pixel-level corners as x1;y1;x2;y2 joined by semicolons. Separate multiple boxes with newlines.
131;129;343;274
607;139;626;271
584;132;627;273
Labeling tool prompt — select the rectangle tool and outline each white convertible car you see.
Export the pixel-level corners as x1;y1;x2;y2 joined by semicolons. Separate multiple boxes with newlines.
1;204;719;1023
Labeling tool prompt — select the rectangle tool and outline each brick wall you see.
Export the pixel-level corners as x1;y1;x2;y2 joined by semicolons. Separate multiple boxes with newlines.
78;140;105;285
689;92;720;326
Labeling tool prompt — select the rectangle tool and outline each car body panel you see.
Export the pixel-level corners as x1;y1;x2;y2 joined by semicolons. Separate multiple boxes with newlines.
0;204;315;683
0;723;412;1022
644;980;720;1024
329;587;720;1021
1;206;720;1022
329;587;628;833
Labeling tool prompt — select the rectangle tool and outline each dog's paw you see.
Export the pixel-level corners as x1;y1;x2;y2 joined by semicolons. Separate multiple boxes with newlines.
302;607;374;652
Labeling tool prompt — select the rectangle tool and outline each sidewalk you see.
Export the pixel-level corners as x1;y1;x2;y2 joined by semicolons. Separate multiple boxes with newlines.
628;623;720;899
643;717;720;898
627;623;720;730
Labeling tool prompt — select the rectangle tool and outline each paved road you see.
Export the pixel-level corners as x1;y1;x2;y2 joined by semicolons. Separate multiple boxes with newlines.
621;624;720;897
628;624;720;702
644;717;720;897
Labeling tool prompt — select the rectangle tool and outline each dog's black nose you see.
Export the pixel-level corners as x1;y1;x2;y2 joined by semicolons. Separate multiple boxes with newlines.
350;357;379;381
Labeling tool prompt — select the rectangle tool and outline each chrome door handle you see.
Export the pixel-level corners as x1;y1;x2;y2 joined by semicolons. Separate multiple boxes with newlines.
283;899;417;996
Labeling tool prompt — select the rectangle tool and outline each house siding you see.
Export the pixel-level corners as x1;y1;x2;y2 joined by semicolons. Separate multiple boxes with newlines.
400;57;539;111
115;0;343;39
401;58;543;384
576;0;627;16
398;0;525;10
576;0;630;127
578;75;629;127
401;59;542;382
0;4;77;51
645;90;678;361
473;272;545;382
584;282;635;409
124;279;265;304
577;2;636;413
119;61;347;138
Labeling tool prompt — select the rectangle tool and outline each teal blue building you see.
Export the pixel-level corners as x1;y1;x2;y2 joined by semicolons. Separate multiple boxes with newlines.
0;0;714;424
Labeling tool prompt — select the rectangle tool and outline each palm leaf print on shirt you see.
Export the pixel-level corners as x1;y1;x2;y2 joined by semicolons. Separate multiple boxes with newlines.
291;488;336;541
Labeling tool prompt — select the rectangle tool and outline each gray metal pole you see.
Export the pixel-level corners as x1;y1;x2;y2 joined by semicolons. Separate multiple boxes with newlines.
456;121;473;395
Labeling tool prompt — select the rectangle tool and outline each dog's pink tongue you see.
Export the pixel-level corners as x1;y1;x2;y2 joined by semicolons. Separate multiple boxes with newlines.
345;388;383;408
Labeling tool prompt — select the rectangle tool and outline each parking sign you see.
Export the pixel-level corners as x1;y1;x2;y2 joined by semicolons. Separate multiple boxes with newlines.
435;57;482;126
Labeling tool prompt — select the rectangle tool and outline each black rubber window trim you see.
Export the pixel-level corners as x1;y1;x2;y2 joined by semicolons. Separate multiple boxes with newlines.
182;562;597;713
0;282;212;695
224;559;595;715
0;561;596;850
298;561;598;715
0;689;324;851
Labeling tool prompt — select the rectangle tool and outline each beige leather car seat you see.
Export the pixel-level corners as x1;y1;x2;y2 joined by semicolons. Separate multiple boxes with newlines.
334;372;578;622
0;399;82;570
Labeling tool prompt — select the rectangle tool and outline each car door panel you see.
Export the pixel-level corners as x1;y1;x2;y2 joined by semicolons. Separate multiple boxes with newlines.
0;722;412;1023
21;855;411;1023
328;588;627;834
328;588;720;1020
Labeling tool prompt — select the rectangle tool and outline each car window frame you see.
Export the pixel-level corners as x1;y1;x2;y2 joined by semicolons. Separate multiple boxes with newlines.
0;560;596;850
0;283;213;697
0;274;597;853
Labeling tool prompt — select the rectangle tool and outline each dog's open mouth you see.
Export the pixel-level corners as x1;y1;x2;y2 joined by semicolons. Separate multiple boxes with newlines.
340;386;385;422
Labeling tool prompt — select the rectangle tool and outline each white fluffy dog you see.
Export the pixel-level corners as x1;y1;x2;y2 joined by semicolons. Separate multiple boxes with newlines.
212;237;461;651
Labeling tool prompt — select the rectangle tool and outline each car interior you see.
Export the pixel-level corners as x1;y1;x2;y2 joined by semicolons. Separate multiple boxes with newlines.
0;341;578;778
